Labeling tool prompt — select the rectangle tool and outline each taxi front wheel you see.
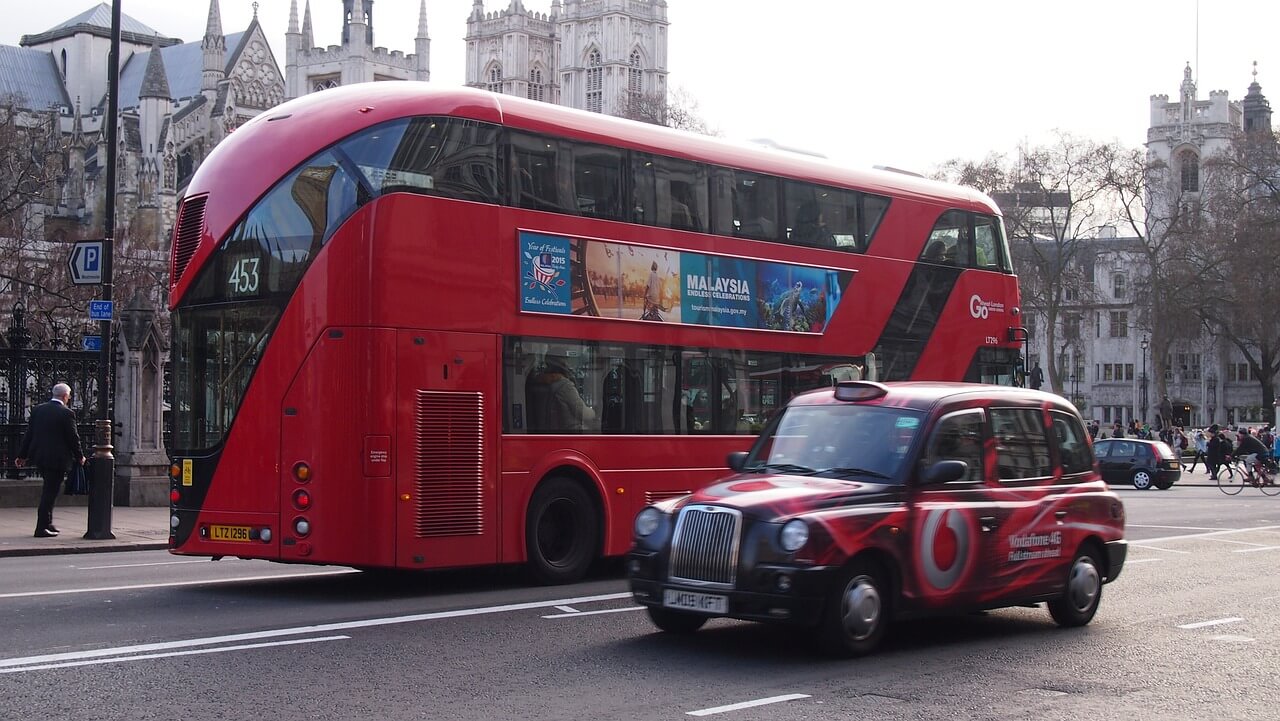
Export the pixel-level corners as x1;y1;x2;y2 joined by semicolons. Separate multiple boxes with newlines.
1048;547;1103;627
814;561;890;657
647;606;708;634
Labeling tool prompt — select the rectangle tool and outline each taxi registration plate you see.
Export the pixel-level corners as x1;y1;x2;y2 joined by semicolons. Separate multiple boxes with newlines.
663;589;728;615
209;524;252;542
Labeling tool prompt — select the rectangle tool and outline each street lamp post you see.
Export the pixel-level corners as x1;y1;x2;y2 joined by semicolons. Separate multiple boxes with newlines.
1140;336;1149;423
1207;374;1216;426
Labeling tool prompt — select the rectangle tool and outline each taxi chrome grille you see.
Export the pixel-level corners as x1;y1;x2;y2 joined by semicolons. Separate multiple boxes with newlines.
668;505;742;588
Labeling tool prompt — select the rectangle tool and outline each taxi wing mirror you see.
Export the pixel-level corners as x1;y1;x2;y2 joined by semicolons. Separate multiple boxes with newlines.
727;451;748;472
923;460;968;484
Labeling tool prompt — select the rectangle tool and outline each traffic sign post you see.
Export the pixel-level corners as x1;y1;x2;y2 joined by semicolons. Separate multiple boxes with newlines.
68;240;105;285
88;300;114;321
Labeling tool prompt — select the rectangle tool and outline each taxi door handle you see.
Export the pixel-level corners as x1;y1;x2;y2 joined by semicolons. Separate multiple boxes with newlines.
979;516;999;532
1055;511;1068;521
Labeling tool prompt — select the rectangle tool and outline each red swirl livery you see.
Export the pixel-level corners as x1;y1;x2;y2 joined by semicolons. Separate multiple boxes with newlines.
628;381;1126;656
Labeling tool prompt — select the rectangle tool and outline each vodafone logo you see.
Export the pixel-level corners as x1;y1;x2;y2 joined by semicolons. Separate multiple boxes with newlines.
969;294;1005;319
919;509;976;592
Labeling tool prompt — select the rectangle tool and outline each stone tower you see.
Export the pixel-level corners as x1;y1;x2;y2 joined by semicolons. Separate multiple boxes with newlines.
465;0;669;116
285;0;430;100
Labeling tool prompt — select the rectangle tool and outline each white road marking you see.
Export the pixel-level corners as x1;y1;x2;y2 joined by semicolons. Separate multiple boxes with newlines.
1129;545;1191;554
1209;635;1255;643
0;569;359;599
1234;546;1280;554
1125;558;1164;564
1206;538;1268;547
542;606;645;619
1135;525;1280;545
1178;617;1243;630
1127;524;1230;531
554;605;578;614
687;694;811;716
75;560;212;570
1;636;349;674
0;592;631;669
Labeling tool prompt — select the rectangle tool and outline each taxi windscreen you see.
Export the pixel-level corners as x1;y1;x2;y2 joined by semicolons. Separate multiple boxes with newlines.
746;405;925;482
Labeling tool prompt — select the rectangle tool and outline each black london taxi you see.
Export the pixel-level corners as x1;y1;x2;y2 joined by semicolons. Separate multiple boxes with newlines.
627;381;1127;656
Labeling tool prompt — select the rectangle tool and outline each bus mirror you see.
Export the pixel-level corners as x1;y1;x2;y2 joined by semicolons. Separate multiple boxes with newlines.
923;460;967;484
727;451;748;472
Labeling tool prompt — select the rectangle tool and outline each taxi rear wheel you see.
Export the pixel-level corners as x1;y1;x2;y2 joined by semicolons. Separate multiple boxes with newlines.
1048;546;1103;628
646;606;708;634
814;561;890;657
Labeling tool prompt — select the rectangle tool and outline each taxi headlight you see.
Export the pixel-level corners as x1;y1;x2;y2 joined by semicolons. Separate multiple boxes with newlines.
634;507;663;537
780;519;809;552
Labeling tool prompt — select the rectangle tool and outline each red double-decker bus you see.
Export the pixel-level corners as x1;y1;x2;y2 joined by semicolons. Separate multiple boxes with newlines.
166;84;1022;581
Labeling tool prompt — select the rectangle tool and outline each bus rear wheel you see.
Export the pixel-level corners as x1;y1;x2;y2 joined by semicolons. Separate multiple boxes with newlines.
526;477;599;584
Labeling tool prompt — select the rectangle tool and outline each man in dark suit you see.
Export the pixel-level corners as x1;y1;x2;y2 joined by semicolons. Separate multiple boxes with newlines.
16;383;85;538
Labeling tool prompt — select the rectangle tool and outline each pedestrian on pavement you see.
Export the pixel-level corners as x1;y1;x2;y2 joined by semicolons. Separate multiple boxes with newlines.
1113;421;1125;439
1188;429;1208;472
1029;362;1044;390
15;383;85;538
1089;420;1100;440
1207;425;1228;480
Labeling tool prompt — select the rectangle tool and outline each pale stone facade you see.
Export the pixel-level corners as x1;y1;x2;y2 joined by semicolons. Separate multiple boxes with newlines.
284;0;431;100
464;0;669;115
1021;66;1273;429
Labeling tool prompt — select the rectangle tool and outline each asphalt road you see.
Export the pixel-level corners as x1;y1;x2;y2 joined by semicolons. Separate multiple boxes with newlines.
1;485;1277;721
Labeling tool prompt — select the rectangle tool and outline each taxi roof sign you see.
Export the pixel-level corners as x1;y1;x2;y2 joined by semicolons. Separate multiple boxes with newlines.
834;381;889;403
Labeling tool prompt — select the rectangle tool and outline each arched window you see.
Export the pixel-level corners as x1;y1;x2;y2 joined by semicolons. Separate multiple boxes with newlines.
487;65;503;94
1180;149;1199;192
628;50;643;95
60;49;67;80
528;67;544;102
586;50;602;113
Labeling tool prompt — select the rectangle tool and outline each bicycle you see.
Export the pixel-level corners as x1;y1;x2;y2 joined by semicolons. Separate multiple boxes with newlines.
1217;455;1280;496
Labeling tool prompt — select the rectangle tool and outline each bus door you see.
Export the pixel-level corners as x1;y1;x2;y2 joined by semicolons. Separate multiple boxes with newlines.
395;331;499;569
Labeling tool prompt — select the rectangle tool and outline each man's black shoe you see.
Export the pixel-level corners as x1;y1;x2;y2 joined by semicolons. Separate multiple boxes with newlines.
34;529;59;538
46;525;59;533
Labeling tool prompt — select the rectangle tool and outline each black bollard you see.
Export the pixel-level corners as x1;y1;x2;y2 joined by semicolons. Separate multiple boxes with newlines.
84;419;116;540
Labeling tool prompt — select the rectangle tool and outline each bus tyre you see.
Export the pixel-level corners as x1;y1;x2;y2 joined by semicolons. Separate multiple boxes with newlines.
525;477;598;585
646;606;707;634
1048;546;1103;628
813;560;890;657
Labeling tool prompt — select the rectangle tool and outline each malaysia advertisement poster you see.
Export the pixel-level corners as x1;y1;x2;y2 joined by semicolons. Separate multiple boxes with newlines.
519;231;852;333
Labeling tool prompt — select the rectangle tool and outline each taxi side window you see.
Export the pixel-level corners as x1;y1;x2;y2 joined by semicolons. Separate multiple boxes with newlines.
923;409;985;482
1051;411;1094;475
990;408;1053;480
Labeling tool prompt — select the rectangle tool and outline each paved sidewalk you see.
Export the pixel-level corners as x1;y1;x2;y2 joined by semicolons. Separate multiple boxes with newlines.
0;505;170;558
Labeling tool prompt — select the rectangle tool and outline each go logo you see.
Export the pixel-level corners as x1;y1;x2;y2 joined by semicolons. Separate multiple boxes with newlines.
969;294;990;319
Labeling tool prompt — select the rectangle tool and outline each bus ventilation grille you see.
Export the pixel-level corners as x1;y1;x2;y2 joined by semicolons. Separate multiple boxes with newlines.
170;194;207;289
413;390;484;538
645;490;691;505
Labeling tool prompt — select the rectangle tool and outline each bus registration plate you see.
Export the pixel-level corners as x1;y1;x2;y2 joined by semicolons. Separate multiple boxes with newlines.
663;589;727;615
209;525;252;542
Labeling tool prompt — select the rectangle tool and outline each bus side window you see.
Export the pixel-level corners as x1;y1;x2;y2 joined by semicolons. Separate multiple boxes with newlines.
860;194;890;251
974;214;1000;269
571;143;624;221
509;132;574;214
714;170;778;240
921;209;967;266
635;154;708;233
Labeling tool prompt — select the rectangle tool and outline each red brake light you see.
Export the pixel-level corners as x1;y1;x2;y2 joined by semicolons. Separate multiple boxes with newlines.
169;489;180;504
293;489;312;510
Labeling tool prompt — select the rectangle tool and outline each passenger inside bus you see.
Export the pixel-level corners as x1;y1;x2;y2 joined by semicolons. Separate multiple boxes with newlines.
525;354;597;432
791;202;833;247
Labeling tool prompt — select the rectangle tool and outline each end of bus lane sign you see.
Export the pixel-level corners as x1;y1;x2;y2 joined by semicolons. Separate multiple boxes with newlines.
68;240;104;284
88;300;113;322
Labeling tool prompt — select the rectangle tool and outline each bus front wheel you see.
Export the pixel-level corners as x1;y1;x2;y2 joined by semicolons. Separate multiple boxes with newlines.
526;477;599;584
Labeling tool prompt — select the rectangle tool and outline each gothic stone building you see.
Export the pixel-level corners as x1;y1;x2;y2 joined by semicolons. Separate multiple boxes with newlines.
284;0;431;100
464;0;669;114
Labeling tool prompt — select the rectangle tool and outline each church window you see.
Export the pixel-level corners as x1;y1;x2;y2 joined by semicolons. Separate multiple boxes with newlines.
488;65;503;94
528;67;545;102
311;75;340;93
1179;149;1199;192
586;50;603;113
628;50;642;95
60;50;67;80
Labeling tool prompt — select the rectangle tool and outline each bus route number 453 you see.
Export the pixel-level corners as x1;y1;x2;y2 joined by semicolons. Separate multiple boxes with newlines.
228;257;261;295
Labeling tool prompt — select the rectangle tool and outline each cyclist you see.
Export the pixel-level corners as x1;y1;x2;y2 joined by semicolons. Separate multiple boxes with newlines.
1234;430;1271;483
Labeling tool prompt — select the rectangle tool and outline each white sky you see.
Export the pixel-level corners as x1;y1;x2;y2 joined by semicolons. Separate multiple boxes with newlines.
4;0;1278;172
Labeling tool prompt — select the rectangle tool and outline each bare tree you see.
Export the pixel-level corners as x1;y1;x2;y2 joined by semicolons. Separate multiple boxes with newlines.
620;87;716;135
1195;129;1280;421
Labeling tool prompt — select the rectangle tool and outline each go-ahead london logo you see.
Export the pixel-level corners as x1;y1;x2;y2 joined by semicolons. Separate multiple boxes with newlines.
969;294;1005;319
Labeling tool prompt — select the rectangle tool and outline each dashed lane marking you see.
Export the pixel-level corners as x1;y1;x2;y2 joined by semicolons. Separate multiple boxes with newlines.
1127;525;1231;531
1234;546;1280;553
1125;558;1164;564
1129;545;1191;554
542;606;644;619
1;636;349;674
1134;525;1280;545
1178;617;1243;630
1209;635;1255;643
687;694;811;716
0;569;360;599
